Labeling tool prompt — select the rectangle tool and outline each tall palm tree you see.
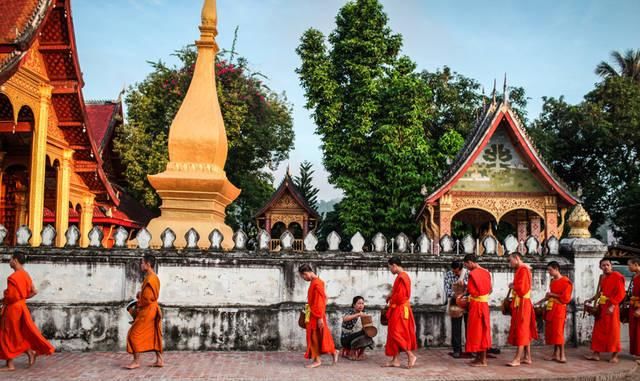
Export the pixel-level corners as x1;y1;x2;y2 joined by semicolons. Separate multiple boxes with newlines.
595;49;640;83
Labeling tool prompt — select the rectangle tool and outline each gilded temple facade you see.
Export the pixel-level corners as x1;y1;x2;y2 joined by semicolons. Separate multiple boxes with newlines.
418;88;579;251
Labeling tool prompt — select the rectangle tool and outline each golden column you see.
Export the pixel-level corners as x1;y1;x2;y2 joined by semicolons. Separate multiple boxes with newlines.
55;149;73;246
79;194;95;247
28;84;52;246
146;0;240;249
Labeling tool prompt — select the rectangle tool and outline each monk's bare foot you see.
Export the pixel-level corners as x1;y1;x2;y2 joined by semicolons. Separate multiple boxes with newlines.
584;354;600;361
406;353;417;369
522;358;532;365
506;361;521;367
470;362;487;367
609;356;619;364
382;361;401;368
27;350;37;367
150;361;164;368
333;351;339;365
305;361;321;369
357;353;367;361
124;363;141;370
0;367;15;372
555;358;567;364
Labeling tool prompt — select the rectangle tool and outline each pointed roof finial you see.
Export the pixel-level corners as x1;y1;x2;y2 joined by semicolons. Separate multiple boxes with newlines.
503;73;509;105
287;163;292;177
491;79;496;104
481;86;486;109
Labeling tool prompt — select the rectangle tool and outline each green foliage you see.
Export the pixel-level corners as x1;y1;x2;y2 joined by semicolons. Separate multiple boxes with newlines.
595;49;640;83
296;0;443;238
293;161;319;211
114;45;294;230
530;76;640;241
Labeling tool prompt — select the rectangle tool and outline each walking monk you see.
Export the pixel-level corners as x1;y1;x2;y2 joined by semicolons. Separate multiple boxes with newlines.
383;256;417;369
462;254;492;367
298;264;338;368
585;258;625;363
507;252;538;367
627;257;640;364
124;254;163;369
536;261;572;363
0;253;54;371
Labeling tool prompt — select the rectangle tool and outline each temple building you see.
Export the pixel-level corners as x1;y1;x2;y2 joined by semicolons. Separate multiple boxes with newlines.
0;0;149;246
418;85;579;250
255;171;319;252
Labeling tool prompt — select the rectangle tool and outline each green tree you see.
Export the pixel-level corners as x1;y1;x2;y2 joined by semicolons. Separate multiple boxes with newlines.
530;76;640;239
297;0;446;238
293;161;319;211
595;49;640;83
114;46;294;230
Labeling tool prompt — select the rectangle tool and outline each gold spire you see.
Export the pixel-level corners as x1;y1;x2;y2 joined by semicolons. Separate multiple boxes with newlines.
145;0;240;249
567;204;592;238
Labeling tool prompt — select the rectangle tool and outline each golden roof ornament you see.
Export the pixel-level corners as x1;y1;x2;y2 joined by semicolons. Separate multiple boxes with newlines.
567;204;591;238
145;0;240;249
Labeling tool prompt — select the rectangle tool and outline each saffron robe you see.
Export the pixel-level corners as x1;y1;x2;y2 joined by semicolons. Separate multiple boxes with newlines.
629;274;640;356
508;264;538;346
544;276;573;345
591;271;625;353
0;269;54;360
465;267;492;353
127;272;163;354
385;272;417;356
304;278;335;359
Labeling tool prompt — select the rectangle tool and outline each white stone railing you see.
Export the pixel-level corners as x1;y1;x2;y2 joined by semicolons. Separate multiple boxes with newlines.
0;223;560;257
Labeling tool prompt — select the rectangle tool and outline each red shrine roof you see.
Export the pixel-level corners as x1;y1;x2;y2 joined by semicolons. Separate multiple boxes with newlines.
0;0;119;205
86;99;121;153
255;172;320;219
420;94;579;212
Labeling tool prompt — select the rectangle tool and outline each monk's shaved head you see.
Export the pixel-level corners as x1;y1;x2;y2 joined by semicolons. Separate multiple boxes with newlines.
143;254;156;269
12;252;26;265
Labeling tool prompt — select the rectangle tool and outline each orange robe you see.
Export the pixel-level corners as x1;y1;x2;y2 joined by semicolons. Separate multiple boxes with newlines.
465;267;492;353
508;264;538;346
304;278;335;359
0;269;54;360
628;274;640;356
385;272;417;356
544;276;573;345
127;272;163;354
591;271;625;353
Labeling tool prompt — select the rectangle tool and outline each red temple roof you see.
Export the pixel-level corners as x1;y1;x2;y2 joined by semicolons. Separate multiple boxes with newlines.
420;95;579;214
86;99;121;153
255;172;320;219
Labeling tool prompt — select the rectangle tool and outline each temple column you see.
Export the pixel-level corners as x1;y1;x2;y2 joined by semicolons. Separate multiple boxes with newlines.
516;210;528;254
265;214;272;235
302;216;308;237
438;193;453;238
28;85;52;246
14;186;28;228
55;149;73;246
79;194;94;248
530;215;541;241
544;196;559;239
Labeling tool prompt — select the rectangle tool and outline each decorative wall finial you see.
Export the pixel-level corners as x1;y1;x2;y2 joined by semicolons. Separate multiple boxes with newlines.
567;204;592;239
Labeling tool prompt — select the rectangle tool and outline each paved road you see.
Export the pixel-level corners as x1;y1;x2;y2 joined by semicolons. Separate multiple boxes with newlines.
0;347;636;380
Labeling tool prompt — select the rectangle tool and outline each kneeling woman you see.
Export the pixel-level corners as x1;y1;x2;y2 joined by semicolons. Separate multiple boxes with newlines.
341;296;374;360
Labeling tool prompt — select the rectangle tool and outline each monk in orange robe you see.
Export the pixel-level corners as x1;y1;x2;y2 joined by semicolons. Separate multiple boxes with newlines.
0;253;54;371
383;256;417;369
507;253;538;367
627;257;640;364
462;254;492;367
124;254;163;369
536;261;572;363
298;264;337;368
585;258;626;363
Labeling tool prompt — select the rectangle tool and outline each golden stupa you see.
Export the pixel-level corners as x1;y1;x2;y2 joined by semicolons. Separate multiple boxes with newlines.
146;0;240;249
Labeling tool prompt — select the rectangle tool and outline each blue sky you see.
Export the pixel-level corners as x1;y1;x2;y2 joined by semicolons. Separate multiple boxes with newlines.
72;0;639;201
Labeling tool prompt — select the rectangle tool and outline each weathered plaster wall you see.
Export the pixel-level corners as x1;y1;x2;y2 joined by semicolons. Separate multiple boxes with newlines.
0;248;580;351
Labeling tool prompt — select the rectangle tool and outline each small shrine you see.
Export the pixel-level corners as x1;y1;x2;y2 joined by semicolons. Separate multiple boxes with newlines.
255;171;319;252
418;82;579;250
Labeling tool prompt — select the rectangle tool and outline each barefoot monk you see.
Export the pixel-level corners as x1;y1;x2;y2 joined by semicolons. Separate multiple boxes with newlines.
462;254;492;367
584;258;625;363
506;253;538;367
537;261;572;363
383;256;417;369
124;254;163;369
299;264;338;368
0;253;54;371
